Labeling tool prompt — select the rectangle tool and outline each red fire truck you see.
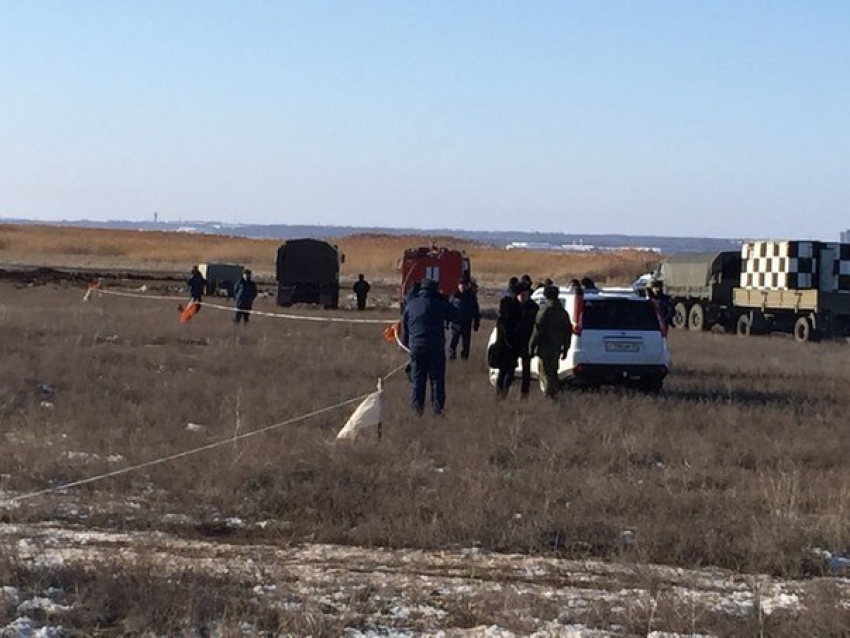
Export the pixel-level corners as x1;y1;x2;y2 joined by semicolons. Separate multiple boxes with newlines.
400;246;472;297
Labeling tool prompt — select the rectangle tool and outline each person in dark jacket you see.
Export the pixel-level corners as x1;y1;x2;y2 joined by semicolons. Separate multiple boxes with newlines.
502;276;520;298
233;269;258;324
187;266;207;304
401;279;456;416
448;277;480;361
530;285;572;398
515;282;540;397
493;296;521;398
649;280;674;326
580;277;598;292
352;274;371;311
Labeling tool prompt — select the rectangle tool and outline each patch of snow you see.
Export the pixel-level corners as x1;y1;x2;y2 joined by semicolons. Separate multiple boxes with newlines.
186;423;206;432
16;597;71;615
0;586;22;608
2;616;65;637
760;592;800;616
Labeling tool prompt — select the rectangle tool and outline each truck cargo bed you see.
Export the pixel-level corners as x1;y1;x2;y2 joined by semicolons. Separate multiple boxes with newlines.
733;288;850;314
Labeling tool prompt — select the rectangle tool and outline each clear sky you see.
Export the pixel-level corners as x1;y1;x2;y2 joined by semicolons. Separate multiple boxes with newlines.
1;1;848;239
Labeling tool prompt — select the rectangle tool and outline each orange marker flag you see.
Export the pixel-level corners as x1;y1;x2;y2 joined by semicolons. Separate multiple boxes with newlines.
179;302;201;323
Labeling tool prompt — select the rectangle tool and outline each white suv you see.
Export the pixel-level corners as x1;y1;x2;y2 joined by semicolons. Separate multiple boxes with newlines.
488;287;671;392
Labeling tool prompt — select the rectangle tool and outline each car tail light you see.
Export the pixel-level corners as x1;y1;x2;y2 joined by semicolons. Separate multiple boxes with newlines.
572;294;584;336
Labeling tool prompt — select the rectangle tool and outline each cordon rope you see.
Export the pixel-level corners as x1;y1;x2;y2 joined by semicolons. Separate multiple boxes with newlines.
0;284;410;507
0;362;408;507
86;285;395;324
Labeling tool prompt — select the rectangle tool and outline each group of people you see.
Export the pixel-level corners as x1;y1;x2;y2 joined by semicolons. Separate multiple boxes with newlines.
186;266;258;324
400;273;584;416
491;277;572;400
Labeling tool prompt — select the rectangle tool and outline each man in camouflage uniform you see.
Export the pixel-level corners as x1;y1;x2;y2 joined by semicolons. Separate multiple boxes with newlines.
530;285;572;398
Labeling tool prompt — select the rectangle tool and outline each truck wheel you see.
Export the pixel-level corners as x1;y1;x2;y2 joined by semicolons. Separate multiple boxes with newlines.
673;303;689;329
688;304;707;331
736;314;752;337
793;316;814;343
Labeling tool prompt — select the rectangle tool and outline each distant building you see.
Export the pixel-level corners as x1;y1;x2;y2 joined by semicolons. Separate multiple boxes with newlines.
841;230;850;243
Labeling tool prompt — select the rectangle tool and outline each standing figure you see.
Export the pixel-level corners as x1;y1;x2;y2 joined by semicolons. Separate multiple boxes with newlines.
352;273;371;311
515;283;540;397
530;285;573;398
448;277;480;361
580;277;598;293
503;276;520;298
494;296;521;398
649;280;674;327
233;269;258;324
401;279;456;416
187;266;207;305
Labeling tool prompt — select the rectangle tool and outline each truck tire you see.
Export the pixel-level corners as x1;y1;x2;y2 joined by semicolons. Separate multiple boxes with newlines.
673;302;689;330
736;314;752;337
793;316;815;343
688;304;707;331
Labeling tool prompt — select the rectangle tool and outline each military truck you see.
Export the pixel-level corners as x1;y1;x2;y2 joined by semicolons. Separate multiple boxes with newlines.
275;239;343;308
197;263;244;298
657;241;850;342
732;240;850;342
657;251;741;331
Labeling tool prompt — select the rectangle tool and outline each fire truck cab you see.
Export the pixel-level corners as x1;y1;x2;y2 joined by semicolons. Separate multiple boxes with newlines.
401;246;471;298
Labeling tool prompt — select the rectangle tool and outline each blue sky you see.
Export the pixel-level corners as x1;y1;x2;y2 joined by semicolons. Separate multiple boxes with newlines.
1;1;848;239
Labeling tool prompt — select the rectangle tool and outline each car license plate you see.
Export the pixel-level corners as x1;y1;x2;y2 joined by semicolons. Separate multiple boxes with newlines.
605;341;641;353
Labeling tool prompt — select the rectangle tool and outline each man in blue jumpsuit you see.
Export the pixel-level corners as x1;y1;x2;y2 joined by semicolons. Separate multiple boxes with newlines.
448;277;480;360
233;269;258;324
401;279;456;416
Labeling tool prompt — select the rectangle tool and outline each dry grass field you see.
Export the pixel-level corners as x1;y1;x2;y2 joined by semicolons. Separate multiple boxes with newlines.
1;258;850;634
1;226;849;634
0;223;657;287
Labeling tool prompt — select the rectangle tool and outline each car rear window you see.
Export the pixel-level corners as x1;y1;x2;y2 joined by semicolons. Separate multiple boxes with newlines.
581;299;659;331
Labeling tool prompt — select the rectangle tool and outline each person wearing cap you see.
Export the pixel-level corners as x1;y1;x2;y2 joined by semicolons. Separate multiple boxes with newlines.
515;282;539;397
530;285;572;398
401;278;456;416
448;277;480;361
352;273;371;311
233;269;258;324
